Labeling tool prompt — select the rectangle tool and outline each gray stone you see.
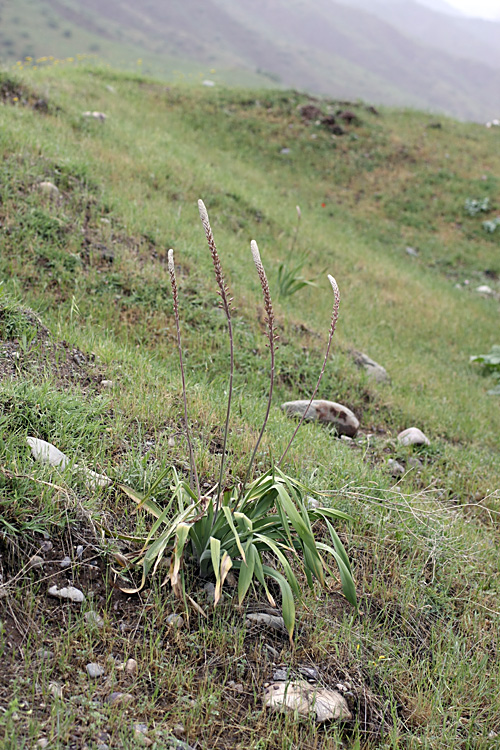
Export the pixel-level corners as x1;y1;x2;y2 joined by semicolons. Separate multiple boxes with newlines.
101;380;113;389
82;111;107;121
86;663;105;679
282;400;359;437
48;585;85;603
397;428;430;447
166;613;185;628
60;556;71;568
351;350;389;383
298;666;319;681
84;611;104;628
387;459;405;477
246;613;286;632
36;648;54;660
29;555;44;569
105;691;133;706
76;545;84;559
405;246;418;257
273;668;290;681
203;582;216;601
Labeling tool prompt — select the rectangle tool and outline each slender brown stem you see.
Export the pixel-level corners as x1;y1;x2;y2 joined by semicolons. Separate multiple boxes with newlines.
238;240;278;502
198;200;233;522
168;249;201;501
278;274;340;468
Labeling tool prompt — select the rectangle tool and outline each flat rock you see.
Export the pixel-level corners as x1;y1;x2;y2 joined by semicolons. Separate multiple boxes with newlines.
281;400;359;437
246;613;286;632
28;437;69;468
48;585;85;603
351;350;389;383
397;428;430;447
263;680;351;723
29;555;44;569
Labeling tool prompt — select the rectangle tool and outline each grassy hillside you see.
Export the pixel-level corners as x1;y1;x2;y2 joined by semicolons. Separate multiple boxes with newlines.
0;65;499;749
1;0;500;121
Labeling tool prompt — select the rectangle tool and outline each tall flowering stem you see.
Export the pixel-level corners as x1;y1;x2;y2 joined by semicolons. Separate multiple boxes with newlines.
198;199;234;522
239;240;278;502
278;274;340;467
168;249;201;501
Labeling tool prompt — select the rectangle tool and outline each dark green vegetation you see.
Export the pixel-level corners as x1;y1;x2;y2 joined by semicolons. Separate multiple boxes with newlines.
1;0;500;121
0;65;499;748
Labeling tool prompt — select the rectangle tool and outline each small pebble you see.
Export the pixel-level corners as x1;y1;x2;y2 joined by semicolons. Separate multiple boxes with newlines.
76;545;84;559
84;611;104;629
86;663;105;679
48;682;63;699
36;648;54;660
41;541;53;553
166;613;184;628
125;658;138;675
272;669;289;682
37;740;49;748
29;555;44;569
203;582;215;601
227;681;244;693
101;380;113;389
60;556;71;568
105;691;134;706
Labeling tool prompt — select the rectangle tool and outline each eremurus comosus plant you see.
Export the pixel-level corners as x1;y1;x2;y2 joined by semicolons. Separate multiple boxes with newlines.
118;200;357;642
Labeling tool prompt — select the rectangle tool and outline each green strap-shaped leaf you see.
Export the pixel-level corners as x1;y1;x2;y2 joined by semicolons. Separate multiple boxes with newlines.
210;536;221;594
170;522;191;589
238;541;256;605
254;533;302;600
221;506;246;564
316;541;358;608
262;565;295;644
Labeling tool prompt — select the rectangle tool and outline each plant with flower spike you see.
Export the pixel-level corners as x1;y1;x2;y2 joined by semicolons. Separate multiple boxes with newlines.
118;201;357;642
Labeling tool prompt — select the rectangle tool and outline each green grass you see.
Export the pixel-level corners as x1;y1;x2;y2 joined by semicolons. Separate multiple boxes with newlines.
0;64;499;749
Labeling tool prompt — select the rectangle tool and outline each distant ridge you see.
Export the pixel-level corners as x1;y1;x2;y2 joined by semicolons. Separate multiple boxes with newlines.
0;0;499;121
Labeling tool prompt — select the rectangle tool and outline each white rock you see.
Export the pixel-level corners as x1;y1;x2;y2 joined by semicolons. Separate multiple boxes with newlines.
263;680;351;723
397;428;430;447
48;585;85;603
27;437;69;468
476;285;494;296
281;400;359;437
27;437;111;488
37;181;59;197
246;613;286;632
82;111;107;121
351;350;389;383
48;681;64;699
100;379;113;389
202;80;215;87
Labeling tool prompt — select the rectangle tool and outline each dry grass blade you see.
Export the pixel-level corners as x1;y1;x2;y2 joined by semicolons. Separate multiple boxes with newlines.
278;274;340;466
168;248;201;500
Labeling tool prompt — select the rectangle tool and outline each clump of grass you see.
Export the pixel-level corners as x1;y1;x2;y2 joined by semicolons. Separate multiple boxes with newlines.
118;200;357;641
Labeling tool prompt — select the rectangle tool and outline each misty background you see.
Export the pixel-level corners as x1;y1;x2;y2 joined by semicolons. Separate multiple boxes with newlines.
1;0;499;121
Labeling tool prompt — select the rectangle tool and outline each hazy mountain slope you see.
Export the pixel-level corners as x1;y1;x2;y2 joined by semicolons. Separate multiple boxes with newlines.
1;0;499;121
341;0;500;68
